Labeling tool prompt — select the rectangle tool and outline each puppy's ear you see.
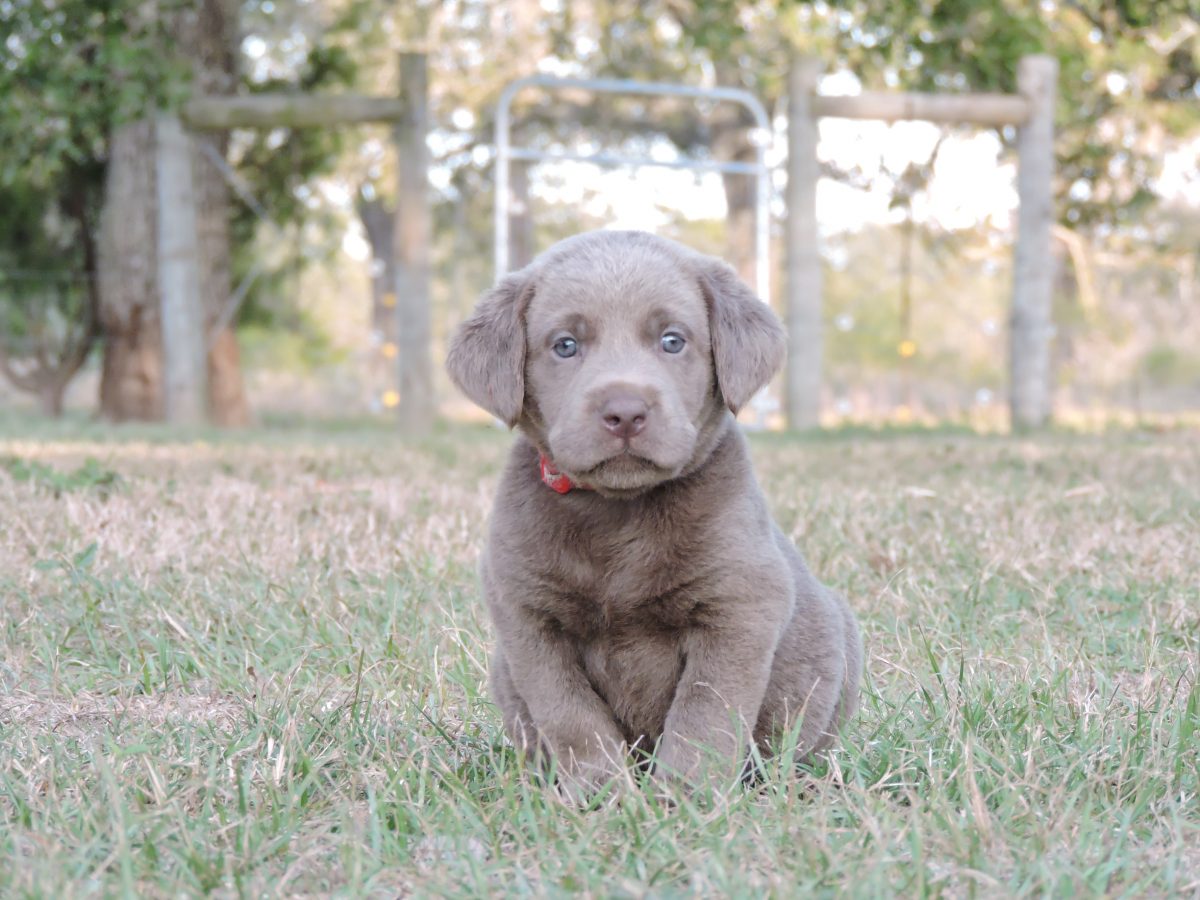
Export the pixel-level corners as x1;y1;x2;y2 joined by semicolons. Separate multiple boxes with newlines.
699;259;786;413
446;269;533;426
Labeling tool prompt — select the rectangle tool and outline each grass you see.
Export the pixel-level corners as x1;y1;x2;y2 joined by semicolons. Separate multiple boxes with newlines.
1;417;1197;897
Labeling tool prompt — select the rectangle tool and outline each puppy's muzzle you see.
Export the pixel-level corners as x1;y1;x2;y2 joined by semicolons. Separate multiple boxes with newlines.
600;393;649;440
589;381;661;444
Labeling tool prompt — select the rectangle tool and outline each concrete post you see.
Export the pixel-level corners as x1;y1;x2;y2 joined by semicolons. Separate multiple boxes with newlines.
1010;54;1058;428
155;114;208;425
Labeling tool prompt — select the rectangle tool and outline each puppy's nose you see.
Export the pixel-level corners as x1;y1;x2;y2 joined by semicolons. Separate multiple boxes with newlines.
601;394;648;439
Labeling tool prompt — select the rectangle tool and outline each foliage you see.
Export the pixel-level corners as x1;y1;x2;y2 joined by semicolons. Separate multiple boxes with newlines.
1141;343;1200;386
227;34;360;333
802;1;1198;230
238;318;350;372
391;0;1199;364
523;1;1200;231
0;129;102;409
0;0;182;399
0;0;367;367
0;180;94;338
0;0;188;190
0;454;122;495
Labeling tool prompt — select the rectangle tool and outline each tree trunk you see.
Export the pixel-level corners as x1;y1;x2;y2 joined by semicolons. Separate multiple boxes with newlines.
39;383;65;418
510;161;536;269
710;58;755;288
358;194;399;404
718;135;757;288
710;71;757;288
187;0;248;426
96;0;247;424
357;195;398;338
97;119;164;421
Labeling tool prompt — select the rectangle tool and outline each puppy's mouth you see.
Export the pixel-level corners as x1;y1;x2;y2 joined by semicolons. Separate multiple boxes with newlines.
544;414;699;495
573;450;679;495
582;450;664;475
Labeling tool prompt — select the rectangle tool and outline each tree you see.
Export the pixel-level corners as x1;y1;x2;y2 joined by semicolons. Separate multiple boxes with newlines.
810;0;1200;231
1;0;359;421
0;0;180;417
563;0;1199;239
0;182;100;415
185;0;248;426
97;0;252;424
97;118;163;420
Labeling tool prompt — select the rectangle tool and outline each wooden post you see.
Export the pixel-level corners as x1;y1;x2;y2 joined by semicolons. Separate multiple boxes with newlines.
785;56;823;430
155;114;207;425
1010;54;1058;428
812;91;1029;126
394;51;433;433
183;94;404;129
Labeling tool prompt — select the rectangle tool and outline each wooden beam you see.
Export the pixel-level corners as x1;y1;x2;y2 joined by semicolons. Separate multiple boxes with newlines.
155;114;208;424
785;56;824;430
394;52;434;433
813;91;1030;127
182;94;403;130
1010;55;1059;428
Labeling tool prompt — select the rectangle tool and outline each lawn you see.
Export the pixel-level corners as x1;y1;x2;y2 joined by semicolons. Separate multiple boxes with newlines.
1;418;1197;897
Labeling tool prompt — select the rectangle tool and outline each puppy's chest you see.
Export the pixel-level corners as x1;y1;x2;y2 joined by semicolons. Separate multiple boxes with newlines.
534;525;716;639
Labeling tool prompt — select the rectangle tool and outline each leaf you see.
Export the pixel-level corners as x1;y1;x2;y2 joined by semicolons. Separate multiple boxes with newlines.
72;541;98;571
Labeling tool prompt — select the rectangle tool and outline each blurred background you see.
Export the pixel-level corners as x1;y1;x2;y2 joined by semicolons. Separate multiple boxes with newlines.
1;0;1197;430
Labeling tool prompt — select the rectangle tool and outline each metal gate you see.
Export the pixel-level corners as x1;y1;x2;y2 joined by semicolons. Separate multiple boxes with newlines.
493;75;773;304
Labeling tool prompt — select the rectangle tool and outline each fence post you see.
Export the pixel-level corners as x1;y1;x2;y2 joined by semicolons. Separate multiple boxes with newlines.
785;55;823;430
1010;54;1058;429
395;51;434;433
155;113;208;425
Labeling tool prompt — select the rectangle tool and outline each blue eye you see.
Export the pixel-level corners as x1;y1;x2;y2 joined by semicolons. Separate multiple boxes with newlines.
661;332;686;354
553;336;578;358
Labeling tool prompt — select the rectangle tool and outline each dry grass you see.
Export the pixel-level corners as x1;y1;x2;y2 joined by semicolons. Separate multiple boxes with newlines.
1;415;1198;897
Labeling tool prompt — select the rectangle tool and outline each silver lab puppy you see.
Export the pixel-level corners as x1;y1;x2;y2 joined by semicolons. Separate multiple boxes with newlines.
447;230;861;794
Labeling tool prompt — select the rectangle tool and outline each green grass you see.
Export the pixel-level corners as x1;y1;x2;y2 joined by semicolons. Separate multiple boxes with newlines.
1;421;1197;897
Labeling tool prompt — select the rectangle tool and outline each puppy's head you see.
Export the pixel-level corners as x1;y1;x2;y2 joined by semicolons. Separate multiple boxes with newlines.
446;231;785;496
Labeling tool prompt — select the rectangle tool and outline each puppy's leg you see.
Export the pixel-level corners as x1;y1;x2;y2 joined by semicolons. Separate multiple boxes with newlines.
834;597;863;730
491;605;628;798
756;585;861;761
655;568;793;784
489;646;539;760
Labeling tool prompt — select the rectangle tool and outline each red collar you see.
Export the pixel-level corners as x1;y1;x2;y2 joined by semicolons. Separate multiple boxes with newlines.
539;453;587;494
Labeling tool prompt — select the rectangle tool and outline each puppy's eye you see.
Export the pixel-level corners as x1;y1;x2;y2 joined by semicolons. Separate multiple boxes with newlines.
552;336;578;359
660;332;686;354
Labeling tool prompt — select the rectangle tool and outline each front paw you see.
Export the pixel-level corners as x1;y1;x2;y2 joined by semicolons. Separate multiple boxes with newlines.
654;733;746;791
554;764;624;807
652;737;705;787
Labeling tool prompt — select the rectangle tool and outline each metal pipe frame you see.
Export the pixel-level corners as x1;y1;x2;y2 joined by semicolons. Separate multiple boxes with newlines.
494;75;773;304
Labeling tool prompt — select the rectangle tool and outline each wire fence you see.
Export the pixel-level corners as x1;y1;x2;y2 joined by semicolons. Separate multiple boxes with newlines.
2;249;1195;425
3;133;1197;426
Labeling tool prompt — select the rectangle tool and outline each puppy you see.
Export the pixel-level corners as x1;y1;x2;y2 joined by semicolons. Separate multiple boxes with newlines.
447;230;861;794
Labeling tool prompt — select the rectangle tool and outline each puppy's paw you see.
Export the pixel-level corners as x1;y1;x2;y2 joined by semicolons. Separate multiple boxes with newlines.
652;737;708;786
652;734;753;800
554;767;623;808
